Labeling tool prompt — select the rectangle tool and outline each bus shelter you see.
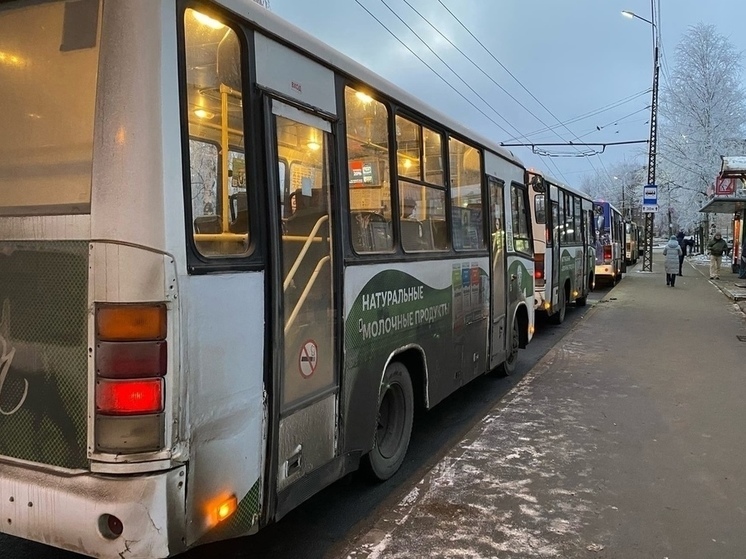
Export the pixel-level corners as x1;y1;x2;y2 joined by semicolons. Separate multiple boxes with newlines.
699;156;746;273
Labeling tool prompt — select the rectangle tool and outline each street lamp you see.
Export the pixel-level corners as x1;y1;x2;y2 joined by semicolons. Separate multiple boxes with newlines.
622;4;658;272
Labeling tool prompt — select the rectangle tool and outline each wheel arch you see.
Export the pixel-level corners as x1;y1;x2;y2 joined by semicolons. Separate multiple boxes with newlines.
513;302;530;349
379;344;430;412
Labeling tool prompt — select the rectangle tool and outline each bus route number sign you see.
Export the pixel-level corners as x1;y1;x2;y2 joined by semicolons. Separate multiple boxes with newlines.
299;340;318;378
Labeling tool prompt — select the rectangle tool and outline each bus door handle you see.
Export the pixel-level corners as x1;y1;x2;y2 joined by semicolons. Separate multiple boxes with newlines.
511;274;517;280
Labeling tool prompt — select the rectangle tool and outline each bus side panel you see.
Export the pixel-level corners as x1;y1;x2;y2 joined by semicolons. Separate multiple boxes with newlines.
342;259;489;454
182;272;265;546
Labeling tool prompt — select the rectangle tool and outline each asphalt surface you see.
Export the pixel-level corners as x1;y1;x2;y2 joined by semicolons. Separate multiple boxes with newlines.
334;253;746;559
0;287;603;559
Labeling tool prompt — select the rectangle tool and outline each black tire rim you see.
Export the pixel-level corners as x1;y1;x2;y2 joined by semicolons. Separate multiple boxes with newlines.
376;383;406;459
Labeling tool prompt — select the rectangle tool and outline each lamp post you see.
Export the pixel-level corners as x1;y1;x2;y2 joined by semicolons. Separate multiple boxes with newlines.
622;4;658;272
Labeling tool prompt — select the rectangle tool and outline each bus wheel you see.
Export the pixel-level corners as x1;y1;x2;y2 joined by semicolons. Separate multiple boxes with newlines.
549;289;566;325
364;362;414;481
499;318;520;376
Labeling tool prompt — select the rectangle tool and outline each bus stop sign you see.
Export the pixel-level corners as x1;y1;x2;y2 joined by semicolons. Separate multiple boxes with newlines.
643;184;658;213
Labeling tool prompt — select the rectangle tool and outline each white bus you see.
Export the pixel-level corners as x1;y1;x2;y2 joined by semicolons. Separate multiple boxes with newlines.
528;171;594;324
0;1;534;557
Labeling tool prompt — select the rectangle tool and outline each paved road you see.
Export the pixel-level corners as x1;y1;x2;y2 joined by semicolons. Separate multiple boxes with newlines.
0;288;606;559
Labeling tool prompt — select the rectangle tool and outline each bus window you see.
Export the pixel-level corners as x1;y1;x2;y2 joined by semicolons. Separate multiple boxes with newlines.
511;184;531;254
450;138;484;251
394;116;448;252
396;116;421;180
573;196;582;243
183;9;249;257
534;194;546;224
345;87;393;253
0;0;101;216
399;181;446;251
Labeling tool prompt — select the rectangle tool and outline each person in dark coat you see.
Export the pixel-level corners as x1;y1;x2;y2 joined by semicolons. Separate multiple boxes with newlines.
663;236;682;287
707;232;728;280
676;230;686;276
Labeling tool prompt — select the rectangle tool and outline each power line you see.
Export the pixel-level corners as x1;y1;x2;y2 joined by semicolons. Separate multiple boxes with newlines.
398;0;567;141
390;0;579;185
434;0;605;179
352;0;514;138
521;89;651;139
374;0;528;141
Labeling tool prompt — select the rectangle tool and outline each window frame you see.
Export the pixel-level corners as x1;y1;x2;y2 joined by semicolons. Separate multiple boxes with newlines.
177;2;264;274
509;181;533;257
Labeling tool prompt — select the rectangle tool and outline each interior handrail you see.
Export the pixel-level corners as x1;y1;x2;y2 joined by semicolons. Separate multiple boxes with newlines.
283;215;329;291
284;255;331;335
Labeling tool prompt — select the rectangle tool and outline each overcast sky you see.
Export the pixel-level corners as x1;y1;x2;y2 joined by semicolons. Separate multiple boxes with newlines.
270;0;746;190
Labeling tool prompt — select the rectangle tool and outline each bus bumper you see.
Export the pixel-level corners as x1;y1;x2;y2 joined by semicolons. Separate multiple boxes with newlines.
0;459;186;559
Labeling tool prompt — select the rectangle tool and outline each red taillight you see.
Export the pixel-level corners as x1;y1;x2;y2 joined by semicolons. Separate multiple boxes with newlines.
96;379;164;415
603;245;612;262
94;303;168;454
534;253;544;280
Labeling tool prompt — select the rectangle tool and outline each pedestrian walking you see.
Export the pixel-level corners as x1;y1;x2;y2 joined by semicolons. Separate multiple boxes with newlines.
707;232;728;280
676;229;686;276
663;235;682;287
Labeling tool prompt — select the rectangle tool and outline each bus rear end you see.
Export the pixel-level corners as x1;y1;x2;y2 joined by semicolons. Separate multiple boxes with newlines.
0;1;186;556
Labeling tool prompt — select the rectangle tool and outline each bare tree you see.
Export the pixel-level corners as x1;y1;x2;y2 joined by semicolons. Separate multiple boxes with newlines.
659;23;746;232
580;160;646;221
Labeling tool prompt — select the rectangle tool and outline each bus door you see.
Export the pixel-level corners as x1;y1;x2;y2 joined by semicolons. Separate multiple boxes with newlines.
551;201;560;303
270;100;337;494
488;177;507;368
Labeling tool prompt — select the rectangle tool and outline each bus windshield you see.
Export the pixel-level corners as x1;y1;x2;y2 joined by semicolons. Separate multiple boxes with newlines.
0;0;101;216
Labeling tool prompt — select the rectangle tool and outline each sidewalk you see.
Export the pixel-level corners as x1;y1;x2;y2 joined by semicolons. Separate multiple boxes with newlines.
687;253;746;306
337;251;746;559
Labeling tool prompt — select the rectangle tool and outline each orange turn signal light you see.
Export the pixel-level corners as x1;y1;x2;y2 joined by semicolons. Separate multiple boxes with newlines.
216;495;238;522
97;304;167;341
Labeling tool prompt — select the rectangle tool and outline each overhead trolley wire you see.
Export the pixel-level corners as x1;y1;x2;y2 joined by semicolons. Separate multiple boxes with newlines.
372;0;530;142
352;0;515;139
434;0;608;179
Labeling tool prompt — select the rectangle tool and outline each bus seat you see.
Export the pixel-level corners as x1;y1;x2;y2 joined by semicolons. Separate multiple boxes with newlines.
350;211;391;252
429;219;449;250
229;192;248;233
194;215;222;234
401;218;428;251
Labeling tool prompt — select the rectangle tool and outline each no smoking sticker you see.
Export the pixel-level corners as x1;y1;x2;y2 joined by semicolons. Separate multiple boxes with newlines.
299;339;318;378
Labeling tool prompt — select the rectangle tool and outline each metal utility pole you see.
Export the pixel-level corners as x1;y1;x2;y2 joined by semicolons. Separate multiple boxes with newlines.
642;43;659;271
623;4;659;271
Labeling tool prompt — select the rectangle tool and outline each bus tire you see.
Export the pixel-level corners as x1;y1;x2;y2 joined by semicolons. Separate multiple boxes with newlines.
364;361;414;481
499;317;520;376
549;289;566;325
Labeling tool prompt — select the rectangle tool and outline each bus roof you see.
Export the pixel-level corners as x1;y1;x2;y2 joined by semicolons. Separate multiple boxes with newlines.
527;169;592;200
216;0;524;168
594;200;622;214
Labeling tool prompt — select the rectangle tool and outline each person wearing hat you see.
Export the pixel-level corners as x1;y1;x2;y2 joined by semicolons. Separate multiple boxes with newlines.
663;235;682;287
707;231;728;280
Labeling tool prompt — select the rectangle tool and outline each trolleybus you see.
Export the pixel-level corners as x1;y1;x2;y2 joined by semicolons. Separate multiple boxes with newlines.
528;171;594;324
593;201;625;285
0;1;535;556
